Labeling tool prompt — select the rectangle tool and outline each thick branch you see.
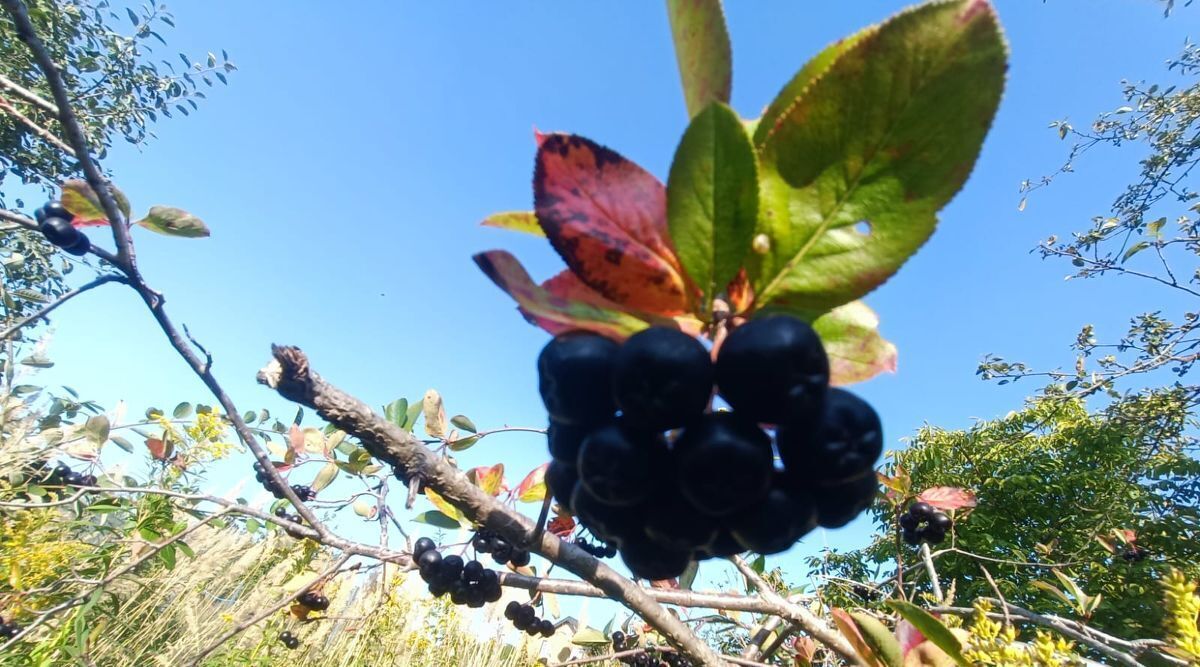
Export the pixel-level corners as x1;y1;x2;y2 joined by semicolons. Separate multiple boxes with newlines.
0;274;126;340
257;344;729;667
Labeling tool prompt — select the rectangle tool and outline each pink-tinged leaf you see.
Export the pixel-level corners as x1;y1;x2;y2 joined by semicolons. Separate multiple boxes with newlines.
514;462;549;503
481;211;544;237
288;425;306;456
649;578;679;589
917;486;977;511
1118;528;1137;545
879;471;910;503
812;301;899;386
146;437;168;461
831;608;886;667
792;636;817;666
548;514;575;537
896;619;926;657
534;133;691;315
468;463;505;497
60;179;131;227
474;250;651;340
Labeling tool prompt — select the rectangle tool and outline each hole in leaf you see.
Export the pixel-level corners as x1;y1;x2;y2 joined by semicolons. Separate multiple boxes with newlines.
854;220;872;236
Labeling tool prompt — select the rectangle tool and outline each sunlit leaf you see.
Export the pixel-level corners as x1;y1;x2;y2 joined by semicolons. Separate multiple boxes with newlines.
311;462;338;492
469;463;505;496
134;206;210;238
481;211;544;237
412;510;461;529
665;0;731;117
514;463;549;503
60;179;131;226
534;132;690;315
424;487;464;524
885;601;969;667
850;611;903;667
916;486;977;511
831;608;885;667
450;415;477;433
809;300;898;385
422;389;447;438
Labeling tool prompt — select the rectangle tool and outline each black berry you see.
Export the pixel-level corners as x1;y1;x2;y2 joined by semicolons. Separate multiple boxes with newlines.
414;537;436;558
545;460;580;514
538;332;619;425
39;216;81;250
36;201;71;223
729;484;817;555
674;412;773;517
547;420;594;462
716;315;829;424
644;491;719;553
813;473;878;528
778;388;882;484
612;327;713;430
620;536;691;580
577;421;667;507
63;233;90;256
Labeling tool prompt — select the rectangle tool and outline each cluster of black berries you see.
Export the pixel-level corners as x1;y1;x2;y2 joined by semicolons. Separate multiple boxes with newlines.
504;601;555;638
1122;546;1149;563
540;316;882;580
32;461;97;488
272;506;307;539
471;528;532;567
900;502;951;546
611;631;690;666
253;460;317;502
297;590;329;612
33;201;89;256
574;536;617;559
0;614;21;640
414;537;504;607
279;631;300;650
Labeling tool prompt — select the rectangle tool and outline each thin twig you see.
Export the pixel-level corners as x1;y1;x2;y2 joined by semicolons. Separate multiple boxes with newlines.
919;543;943;602
0;95;73;154
979;565;1010;626
0;72;58;113
0;274;126;340
184;554;354;666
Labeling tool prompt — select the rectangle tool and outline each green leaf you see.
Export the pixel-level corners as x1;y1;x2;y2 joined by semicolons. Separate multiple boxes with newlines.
134;206;210;238
404;400;423;433
449;415;477;434
753;30;870;147
311;462;338;492
412;510;461;530
679;560;699;591
809;301;897;385
886;600;969;667
384;399;408;428
667;102;758;314
570;627;609;646
749;0;1007;316
84;415;110;444
1121;241;1150;263
245;517;261;534
158;544;176;570
61;179;131;225
481;211;544;237
173;402;192;419
850;612;903;667
447;434;480;452
665;0;732;118
1030;581;1072;606
751;554;766;574
830;609;884;667
110;436;134;453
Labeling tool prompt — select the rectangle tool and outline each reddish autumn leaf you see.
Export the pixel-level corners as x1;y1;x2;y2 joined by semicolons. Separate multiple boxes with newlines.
534;132;691;315
60;179;130;227
725;267;754;315
792;636;817;666
514;462;549;503
474;250;650;340
649;578;679;590
1119;528;1137;545
917;486;977;511
145;437;167;461
287;425;306;456
895;618;926;657
547;514;575;538
468;464;505;496
830;608;885;667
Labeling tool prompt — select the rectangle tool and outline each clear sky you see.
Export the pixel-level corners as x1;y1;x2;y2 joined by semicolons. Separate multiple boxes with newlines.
16;0;1199;632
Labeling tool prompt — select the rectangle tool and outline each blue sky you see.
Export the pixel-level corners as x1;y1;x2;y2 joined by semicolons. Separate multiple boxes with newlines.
16;0;1198;629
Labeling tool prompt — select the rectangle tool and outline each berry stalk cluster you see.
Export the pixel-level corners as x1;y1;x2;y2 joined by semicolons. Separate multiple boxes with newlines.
272;506;307;539
503;601;556;638
573;536;617;559
540;315;882;580
899;502;952;546
297;590;330;613
31;461;96;488
278;631;300;650
33;201;89;256
471;528;531;567
414;538;504;607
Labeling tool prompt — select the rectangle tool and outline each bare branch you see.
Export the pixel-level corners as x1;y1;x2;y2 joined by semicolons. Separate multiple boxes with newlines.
0;72;58;113
0;274;126;340
0;95;73;155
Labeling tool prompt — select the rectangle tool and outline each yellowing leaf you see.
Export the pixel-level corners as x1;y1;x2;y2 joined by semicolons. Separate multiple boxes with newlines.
422;389;447;438
424;487;463;524
515;463;549;503
470;464;505;496
481;211;544;237
134;205;210;238
311;462;338;492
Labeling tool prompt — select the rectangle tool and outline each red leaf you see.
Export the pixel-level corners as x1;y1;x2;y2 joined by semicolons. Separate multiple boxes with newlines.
534;133;691;315
145;437;167;461
474;250;651;340
468;464;505;496
649;578;678;589
792;636;817;666
917;486;977;511
547;515;575;538
1119;529;1137;545
725;267;754;314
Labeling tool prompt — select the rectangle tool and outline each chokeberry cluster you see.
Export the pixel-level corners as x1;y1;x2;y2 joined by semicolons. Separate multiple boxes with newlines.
278;631;300;650
32;461;97;489
611;631;691;666
471;528;532;567
574;536;617;559
253;460;317;502
540;316;882;580
414;538;504;607
273;506;307;539
297;590;330;613
1122;546;1149;563
33;201;89;256
899;502;951;546
0;614;21;640
504;601;555;638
